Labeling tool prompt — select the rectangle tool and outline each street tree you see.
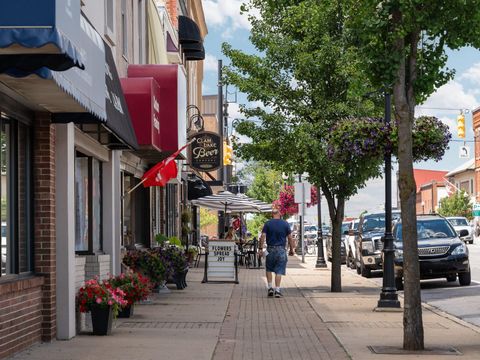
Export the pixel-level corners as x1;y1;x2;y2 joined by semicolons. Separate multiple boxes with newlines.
438;191;473;220
346;0;480;350
224;0;386;292
237;162;284;235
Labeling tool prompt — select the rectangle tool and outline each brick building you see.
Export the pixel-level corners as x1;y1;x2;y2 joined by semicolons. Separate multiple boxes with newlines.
0;0;207;358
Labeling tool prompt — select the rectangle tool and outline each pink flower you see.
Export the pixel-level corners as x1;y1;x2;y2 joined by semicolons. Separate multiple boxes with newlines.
108;300;113;306
96;297;102;304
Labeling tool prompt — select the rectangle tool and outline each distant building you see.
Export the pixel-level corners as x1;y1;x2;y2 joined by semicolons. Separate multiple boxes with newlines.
412;169;449;214
445;159;475;204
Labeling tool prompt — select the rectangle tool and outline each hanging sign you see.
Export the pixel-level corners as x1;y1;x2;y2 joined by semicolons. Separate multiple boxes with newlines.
189;131;222;172
202;240;238;283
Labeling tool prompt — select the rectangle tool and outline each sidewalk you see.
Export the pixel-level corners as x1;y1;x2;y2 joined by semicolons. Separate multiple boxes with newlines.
9;255;480;360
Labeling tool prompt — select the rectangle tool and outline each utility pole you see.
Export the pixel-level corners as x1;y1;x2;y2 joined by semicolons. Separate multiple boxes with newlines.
315;188;327;268
295;175;306;263
377;91;400;309
217;59;225;236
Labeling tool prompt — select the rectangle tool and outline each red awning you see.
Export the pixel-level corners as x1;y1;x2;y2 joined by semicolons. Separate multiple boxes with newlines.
127;65;186;155
120;77;162;152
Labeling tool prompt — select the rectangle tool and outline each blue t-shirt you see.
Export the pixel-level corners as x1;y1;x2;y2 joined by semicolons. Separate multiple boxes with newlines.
262;219;291;247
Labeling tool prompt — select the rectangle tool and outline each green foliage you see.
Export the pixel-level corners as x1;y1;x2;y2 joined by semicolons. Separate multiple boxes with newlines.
224;0;384;204
237;162;284;204
168;236;182;248
199;208;217;229
155;233;168;247
438;191;473;220
247;213;269;238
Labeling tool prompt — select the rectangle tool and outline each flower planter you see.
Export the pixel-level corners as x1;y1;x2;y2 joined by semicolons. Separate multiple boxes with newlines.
117;304;134;318
91;305;113;335
169;267;189;290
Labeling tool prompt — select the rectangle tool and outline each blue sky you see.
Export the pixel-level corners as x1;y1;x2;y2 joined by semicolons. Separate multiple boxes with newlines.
201;1;480;219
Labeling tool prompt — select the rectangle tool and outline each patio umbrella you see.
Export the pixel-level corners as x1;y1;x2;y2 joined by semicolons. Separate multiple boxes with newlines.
237;193;272;213
191;191;261;213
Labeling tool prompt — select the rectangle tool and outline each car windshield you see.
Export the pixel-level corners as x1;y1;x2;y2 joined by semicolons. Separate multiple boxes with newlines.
353;221;359;230
342;223;350;233
1;226;5;238
362;215;386;232
395;219;457;241
304;225;317;232
448;218;468;226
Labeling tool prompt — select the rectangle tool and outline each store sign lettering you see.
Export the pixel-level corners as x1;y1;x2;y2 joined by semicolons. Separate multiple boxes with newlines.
189;131;222;172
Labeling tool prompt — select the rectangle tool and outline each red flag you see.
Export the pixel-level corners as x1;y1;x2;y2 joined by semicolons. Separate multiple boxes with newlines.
141;142;192;187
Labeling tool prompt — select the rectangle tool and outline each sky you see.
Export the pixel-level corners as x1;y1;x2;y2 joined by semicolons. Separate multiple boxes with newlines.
201;1;480;222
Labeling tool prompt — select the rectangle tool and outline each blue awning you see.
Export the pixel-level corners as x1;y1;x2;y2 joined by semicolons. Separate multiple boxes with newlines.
0;28;85;72
0;13;106;122
0;0;85;73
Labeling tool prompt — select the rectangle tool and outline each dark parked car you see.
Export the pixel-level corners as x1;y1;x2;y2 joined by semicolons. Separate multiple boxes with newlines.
393;214;471;290
325;222;347;264
354;211;401;278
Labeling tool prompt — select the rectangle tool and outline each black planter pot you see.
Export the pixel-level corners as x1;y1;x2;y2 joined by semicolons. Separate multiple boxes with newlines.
117;304;134;318
91;304;113;335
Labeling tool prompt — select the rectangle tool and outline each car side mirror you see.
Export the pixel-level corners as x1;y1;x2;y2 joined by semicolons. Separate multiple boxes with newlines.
343;230;349;235
459;229;469;237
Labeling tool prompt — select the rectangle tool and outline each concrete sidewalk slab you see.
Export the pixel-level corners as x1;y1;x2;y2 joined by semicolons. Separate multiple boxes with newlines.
294;255;480;359
8;253;480;360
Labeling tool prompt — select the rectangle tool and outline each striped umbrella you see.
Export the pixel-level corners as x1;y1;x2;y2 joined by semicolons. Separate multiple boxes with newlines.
191;191;262;213
237;193;272;213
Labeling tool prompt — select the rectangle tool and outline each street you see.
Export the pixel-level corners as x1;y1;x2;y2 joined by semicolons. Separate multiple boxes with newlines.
364;242;480;327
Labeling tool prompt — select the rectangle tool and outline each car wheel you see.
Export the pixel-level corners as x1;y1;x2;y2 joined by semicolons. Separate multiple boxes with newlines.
395;277;403;291
361;265;371;278
459;268;471;286
446;274;456;282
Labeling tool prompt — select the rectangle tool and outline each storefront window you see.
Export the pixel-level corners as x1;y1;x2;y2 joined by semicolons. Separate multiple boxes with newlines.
122;172;149;247
165;183;178;237
75;153;102;254
0;113;33;277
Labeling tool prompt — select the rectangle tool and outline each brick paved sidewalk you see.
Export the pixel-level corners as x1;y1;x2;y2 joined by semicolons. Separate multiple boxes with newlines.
213;259;349;360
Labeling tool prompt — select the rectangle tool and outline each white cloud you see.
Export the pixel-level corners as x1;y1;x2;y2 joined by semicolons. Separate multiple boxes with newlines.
416;80;478;117
204;53;218;72
203;0;259;36
460;62;480;86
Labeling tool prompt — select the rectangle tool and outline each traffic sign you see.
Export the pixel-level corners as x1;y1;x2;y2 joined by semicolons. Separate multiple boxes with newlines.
473;203;480;217
459;146;470;159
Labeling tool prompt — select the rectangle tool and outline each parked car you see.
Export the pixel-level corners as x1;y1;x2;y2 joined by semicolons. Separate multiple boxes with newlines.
446;217;473;244
393;214;471;290
325;223;347;264
354;211;401;278
345;219;359;269
303;224;318;244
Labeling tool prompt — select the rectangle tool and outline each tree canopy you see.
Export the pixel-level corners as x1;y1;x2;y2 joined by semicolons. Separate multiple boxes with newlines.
438;191;473;220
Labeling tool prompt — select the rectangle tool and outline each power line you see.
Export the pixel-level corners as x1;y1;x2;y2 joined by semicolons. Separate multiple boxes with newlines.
416;107;470;113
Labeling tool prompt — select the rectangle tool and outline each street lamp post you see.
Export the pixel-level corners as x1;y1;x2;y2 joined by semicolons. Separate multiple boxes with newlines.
377;92;400;309
315;189;327;268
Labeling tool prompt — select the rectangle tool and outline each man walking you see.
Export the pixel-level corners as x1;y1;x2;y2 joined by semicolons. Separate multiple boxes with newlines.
259;209;295;298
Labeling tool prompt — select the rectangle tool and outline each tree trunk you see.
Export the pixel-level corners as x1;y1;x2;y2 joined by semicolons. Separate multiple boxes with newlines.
392;13;424;350
324;190;345;292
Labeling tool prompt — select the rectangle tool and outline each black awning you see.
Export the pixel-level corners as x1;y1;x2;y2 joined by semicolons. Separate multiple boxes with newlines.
178;15;202;44
52;42;138;150
188;174;213;200
182;42;205;61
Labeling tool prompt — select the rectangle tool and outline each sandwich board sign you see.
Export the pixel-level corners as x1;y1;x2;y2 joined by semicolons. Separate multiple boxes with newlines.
202;240;239;284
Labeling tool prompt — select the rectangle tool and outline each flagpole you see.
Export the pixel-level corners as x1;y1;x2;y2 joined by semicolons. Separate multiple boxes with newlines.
122;139;196;198
122;177;148;198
